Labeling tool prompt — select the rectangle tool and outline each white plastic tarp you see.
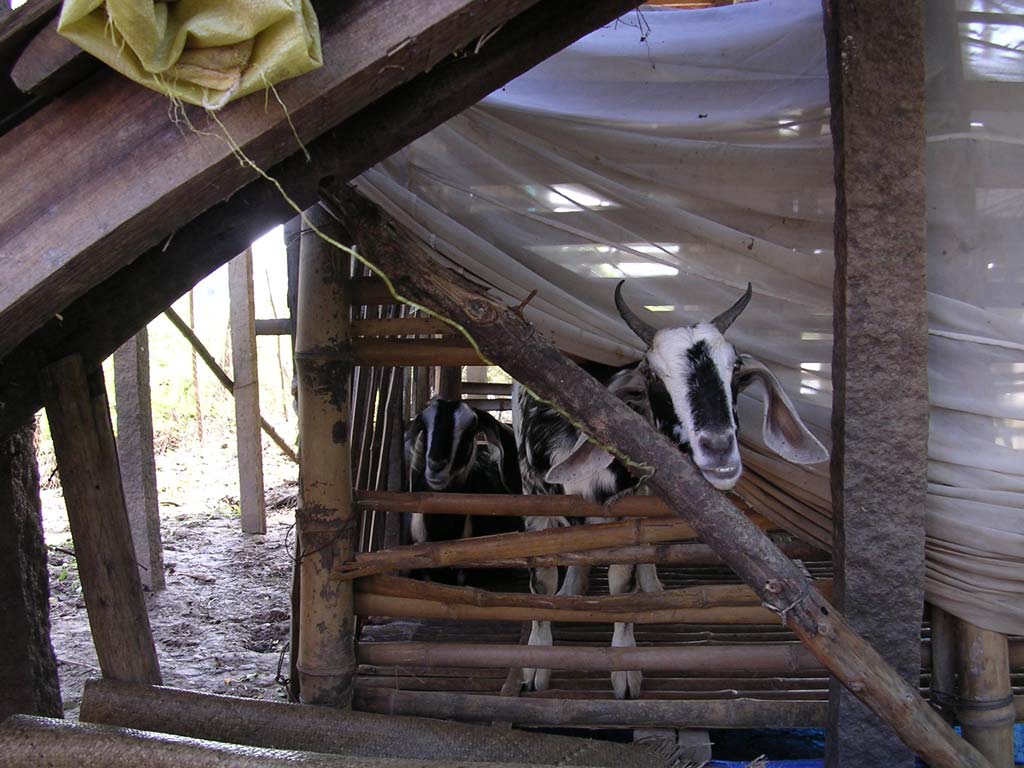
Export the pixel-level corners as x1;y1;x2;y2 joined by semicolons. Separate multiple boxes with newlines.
355;0;1024;634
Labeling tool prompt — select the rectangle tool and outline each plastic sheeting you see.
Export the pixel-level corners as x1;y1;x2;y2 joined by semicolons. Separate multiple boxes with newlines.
355;0;1024;634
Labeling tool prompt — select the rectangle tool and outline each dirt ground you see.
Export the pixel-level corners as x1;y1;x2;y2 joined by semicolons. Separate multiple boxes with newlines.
41;428;300;718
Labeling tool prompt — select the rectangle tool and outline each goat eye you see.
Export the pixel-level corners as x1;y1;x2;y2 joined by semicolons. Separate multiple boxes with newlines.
733;358;742;372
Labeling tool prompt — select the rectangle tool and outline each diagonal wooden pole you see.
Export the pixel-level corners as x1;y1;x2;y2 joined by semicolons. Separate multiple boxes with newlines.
319;184;990;768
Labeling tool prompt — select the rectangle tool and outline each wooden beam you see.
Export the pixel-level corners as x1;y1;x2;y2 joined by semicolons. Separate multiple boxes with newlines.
228;249;266;534
78;679;660;767
322;186;990;768
40;356;161;685
0;0;548;361
351;339;484;367
823;2;929;765
0;0;644;437
10;14;98;97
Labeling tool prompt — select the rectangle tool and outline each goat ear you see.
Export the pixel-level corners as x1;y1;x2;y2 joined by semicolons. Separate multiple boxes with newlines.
403;415;426;491
474;409;522;494
736;355;829;465
545;433;615;486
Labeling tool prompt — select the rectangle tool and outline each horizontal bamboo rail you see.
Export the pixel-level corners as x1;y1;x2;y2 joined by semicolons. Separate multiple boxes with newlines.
357;641;825;674
457;539;827;568
254;317;290;336
353;490;731;518
357;573;833;611
78;679;656;767
334;515;775;580
348;276;395;306
354;689;828;729
351;338;484;367
464;398;512;412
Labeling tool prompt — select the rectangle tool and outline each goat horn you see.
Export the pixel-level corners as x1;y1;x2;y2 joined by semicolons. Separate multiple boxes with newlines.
710;282;753;333
614;281;657;346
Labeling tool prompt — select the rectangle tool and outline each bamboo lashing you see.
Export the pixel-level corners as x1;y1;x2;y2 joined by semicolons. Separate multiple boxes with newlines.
323;185;993;768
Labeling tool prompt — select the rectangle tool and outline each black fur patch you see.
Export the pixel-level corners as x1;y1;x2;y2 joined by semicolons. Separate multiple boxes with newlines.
685;341;732;433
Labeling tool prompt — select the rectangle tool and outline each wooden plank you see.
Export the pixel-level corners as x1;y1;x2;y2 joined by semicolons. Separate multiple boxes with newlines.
40;355;161;684
0;0;547;361
10;14;98;97
324;187;990;768
228;249;266;534
351;339;484;367
823;2;929;765
113;330;165;590
0;0;645;436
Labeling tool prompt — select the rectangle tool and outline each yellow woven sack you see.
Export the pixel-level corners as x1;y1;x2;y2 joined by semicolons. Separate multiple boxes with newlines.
58;0;322;109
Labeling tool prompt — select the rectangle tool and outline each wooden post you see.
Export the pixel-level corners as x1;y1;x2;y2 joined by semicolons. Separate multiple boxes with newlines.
323;186;992;768
113;330;164;591
957;620;1016;767
823;2;929;765
294;207;356;706
41;355;161;684
228;248;266;534
0;420;62;719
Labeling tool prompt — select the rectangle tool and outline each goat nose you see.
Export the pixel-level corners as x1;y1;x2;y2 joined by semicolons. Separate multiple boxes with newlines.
698;433;734;457
427;458;446;472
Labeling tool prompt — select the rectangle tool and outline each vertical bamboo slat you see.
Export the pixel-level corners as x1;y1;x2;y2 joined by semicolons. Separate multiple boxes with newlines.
294;209;356;706
930;604;957;723
957;620;1015;767
40;356;161;684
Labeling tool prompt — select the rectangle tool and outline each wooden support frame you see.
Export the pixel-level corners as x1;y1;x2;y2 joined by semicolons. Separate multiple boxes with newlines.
40;355;161;684
294;208;356;707
322;186;991;768
228;248;267;534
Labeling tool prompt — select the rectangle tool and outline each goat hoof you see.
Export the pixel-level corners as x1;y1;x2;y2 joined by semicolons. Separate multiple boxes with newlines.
612;670;642;700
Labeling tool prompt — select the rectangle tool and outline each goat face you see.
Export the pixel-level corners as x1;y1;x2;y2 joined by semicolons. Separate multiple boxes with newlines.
407;399;480;491
614;281;828;490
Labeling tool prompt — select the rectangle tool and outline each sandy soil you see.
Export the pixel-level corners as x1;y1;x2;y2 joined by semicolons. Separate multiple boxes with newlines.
41;431;300;718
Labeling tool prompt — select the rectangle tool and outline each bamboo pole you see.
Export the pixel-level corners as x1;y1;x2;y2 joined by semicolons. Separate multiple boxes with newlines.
334;516;774;580
353;490;734;518
930;604;957;723
294;206;356;707
78;679;660;768
357;642;825;675
164;308;297;463
449;539;827;569
354;690;828;729
957;620;1016;767
323;185;992;768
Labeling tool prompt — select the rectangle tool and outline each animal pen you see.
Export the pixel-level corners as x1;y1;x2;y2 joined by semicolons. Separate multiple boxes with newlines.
0;1;1022;768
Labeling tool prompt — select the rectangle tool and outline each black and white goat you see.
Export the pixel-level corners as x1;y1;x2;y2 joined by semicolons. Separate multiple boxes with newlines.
404;398;522;551
512;281;828;698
